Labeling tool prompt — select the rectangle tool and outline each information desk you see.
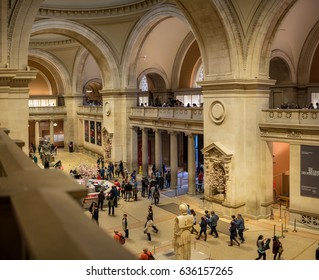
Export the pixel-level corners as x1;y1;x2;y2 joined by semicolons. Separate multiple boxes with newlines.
77;179;112;208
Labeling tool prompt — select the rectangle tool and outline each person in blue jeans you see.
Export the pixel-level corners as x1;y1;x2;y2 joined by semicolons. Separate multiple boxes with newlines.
235;213;245;243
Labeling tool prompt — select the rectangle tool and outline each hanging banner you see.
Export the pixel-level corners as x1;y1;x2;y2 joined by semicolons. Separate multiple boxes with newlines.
300;145;319;198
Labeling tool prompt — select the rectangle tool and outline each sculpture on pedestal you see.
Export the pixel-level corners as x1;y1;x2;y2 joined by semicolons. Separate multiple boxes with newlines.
173;203;194;260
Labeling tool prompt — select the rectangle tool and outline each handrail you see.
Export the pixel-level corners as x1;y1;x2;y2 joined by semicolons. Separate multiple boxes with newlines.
0;128;135;260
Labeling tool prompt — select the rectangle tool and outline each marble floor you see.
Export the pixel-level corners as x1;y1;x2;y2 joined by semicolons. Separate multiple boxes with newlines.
44;149;319;260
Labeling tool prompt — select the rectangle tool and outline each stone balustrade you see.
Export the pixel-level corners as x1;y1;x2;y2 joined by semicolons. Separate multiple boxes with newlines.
130;107;203;121
29;106;67;116
77;105;103;116
261;109;319;125
0;128;134;260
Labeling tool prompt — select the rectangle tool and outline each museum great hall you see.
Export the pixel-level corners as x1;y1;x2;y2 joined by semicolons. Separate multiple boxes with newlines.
0;0;319;260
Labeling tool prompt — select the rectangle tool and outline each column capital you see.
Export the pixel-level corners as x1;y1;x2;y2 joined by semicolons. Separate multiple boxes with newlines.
141;127;149;132
153;128;162;133
168;130;178;135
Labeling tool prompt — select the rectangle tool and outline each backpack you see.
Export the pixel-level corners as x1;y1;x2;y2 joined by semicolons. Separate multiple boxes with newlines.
117;234;125;245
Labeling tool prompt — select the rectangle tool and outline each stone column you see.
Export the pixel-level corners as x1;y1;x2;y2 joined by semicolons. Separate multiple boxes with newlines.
130;126;138;173
142;128;149;176
50;120;54;144
169;131;178;189
35;120;40;149
154;129;162;172
187;133;196;195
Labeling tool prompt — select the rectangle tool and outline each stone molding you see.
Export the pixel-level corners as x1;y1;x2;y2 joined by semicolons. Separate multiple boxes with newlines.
37;0;165;19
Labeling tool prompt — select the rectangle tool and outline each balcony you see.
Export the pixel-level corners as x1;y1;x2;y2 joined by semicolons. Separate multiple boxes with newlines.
29;106;67;119
0;128;134;260
129;107;203;134
77;105;103;116
259;109;319;142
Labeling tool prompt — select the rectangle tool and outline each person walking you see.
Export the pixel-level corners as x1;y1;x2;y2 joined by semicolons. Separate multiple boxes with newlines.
196;216;208;241
255;235;267;260
153;186;160;205
235;214;245;243
272;236;283;260
147;205;159;232
209;211;219;238
107;193;115;216
122;214;129;238
90;202;99;225
190;209;198;235
139;248;155;260
229;220;240;246
144;216;154;241
97;190;105;211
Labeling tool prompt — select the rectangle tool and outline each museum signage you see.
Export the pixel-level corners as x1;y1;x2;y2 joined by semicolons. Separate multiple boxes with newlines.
300;145;319;198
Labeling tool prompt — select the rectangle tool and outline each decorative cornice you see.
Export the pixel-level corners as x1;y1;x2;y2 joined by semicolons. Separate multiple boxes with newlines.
37;0;166;19
29;39;77;47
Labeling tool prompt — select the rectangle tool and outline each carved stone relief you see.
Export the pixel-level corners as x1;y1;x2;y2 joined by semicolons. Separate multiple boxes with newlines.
201;142;232;202
102;127;113;163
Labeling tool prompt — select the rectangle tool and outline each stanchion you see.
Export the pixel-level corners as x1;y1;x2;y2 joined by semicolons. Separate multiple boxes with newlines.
279;202;282;222
273;224;276;237
293;218;298;232
270;208;274;220
283;212;288;232
281;224;285;238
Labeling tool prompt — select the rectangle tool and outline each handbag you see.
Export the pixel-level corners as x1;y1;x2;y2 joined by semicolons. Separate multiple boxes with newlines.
278;246;284;253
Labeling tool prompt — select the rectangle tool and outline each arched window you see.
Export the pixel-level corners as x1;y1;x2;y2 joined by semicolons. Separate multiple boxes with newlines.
195;66;204;88
139;75;149;91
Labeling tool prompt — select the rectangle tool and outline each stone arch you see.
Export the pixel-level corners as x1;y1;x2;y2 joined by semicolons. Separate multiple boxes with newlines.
174;0;233;80
253;0;297;78
137;68;169;90
72;47;91;94
171;32;199;89
122;3;189;89
31;19;120;90
28;48;72;94
8;1;42;69
270;49;296;84
298;20;319;84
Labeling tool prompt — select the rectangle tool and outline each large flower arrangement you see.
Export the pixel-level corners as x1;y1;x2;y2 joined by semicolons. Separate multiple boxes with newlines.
75;162;98;180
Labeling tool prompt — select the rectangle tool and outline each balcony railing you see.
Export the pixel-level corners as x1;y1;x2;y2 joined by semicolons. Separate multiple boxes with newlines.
130;107;203;121
77;105;103;116
261;109;319;125
0;128;134;260
29;106;67;116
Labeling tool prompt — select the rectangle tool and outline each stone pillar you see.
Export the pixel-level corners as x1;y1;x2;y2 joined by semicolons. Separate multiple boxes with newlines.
130;126;138;172
170;131;178;189
50;120;54;144
187;133;196;195
35;120;40;149
142;128;149;176
154;129;162;172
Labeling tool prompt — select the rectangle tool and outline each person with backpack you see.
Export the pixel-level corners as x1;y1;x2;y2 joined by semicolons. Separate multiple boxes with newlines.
209;211;219;238
113;230;125;245
139;248;155;260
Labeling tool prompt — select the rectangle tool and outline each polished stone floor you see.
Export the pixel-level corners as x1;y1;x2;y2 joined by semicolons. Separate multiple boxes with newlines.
42;149;319;260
